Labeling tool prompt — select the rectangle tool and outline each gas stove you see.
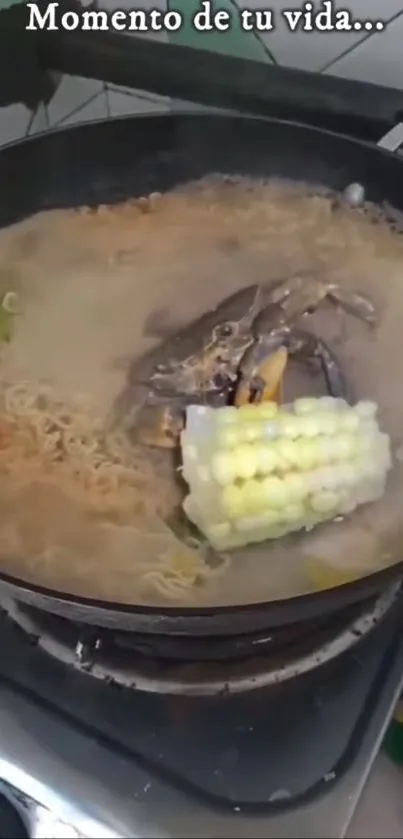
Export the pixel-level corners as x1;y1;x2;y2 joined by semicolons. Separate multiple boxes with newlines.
0;582;402;838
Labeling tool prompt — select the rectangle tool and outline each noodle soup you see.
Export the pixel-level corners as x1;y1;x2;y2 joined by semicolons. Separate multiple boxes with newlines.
0;177;401;606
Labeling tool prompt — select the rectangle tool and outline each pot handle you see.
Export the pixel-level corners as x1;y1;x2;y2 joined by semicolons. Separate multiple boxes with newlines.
377;123;403;153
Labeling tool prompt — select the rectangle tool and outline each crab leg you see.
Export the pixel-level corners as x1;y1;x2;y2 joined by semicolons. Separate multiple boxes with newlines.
287;328;349;400
326;286;377;326
260;274;377;328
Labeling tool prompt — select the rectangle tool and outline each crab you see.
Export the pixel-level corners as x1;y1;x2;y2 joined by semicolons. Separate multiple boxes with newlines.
235;272;375;406
113;274;376;447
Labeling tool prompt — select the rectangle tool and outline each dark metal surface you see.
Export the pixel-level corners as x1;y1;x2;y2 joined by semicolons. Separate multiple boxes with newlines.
0;600;402;825
38;28;403;143
4;584;398;696
0;571;401;635
13;598;377;663
0;112;403;633
0;4;57;110
3;112;403;228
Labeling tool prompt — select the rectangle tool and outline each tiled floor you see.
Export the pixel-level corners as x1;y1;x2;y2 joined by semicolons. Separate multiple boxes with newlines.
239;0;403;72
0;76;174;148
348;753;403;838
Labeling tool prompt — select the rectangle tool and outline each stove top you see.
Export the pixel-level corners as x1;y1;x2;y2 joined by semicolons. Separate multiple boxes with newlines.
0;587;402;837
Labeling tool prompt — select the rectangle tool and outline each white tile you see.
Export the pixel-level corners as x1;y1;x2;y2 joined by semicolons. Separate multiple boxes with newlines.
27;103;49;136
47;75;104;126
106;85;169;108
106;88;170;117
0;104;31;147
59;92;108;125
237;0;400;71
325;12;403;88
347;753;403;838
96;0;168;40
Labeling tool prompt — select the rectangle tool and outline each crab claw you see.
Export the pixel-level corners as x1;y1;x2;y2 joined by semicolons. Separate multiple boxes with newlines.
234;326;349;408
235;340;289;407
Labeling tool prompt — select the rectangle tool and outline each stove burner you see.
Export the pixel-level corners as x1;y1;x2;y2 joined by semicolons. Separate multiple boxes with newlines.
1;582;400;695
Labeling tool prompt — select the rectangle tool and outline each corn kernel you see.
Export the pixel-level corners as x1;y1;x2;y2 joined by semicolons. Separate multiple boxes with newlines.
310;490;339;513
283;472;308;501
221;484;245;518
255;444;278;475
217;426;240;448
257;401;279;418
261;476;289;508
294;398;318;415
233;444;259;480
242;479;266;513
211;451;236;486
242;422;262;443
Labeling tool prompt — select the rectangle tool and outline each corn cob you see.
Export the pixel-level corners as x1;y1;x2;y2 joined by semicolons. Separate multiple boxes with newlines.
180;397;392;551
